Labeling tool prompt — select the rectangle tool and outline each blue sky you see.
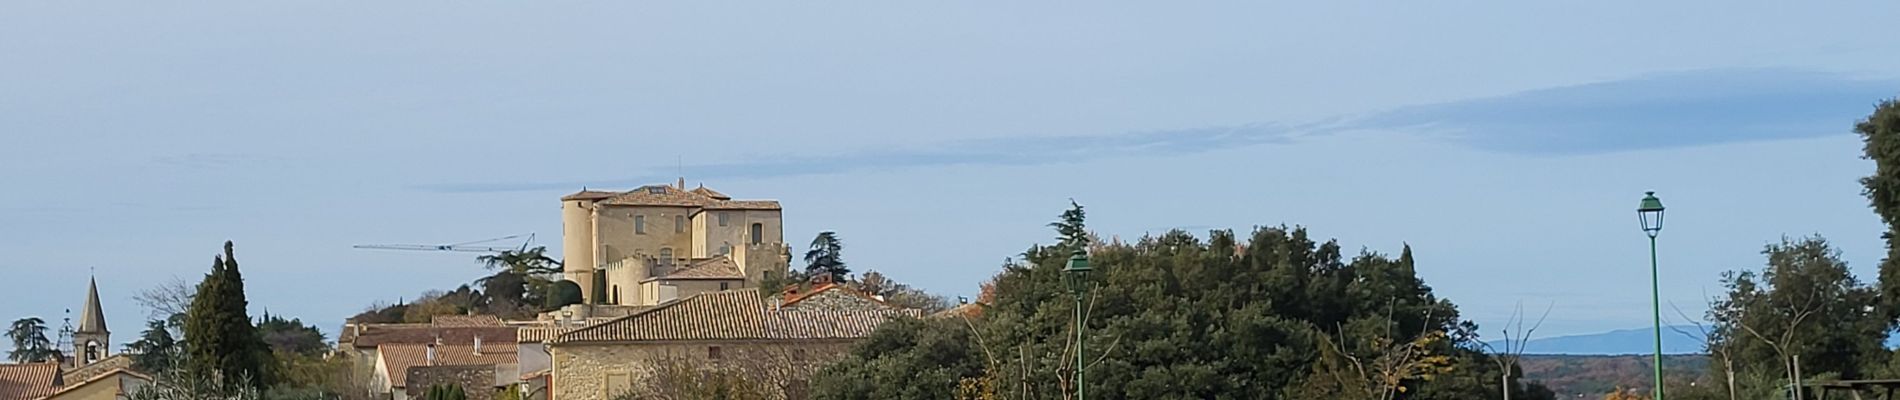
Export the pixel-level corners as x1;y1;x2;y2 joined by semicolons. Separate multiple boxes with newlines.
3;1;1899;351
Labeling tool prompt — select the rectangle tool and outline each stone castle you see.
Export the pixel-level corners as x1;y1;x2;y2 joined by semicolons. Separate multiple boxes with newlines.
560;180;790;306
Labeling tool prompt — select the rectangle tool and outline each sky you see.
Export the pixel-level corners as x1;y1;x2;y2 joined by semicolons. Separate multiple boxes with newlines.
4;1;1899;352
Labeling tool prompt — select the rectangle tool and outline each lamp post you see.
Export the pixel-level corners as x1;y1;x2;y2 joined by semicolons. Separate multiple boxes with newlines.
1064;248;1093;400
1638;191;1667;400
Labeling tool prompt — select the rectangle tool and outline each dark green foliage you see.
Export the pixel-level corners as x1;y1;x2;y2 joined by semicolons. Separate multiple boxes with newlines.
1861;98;1900;324
6;317;58;363
1049;200;1088;252
129;319;181;373
814;205;1551;399
544;280;584;309
255;314;326;356
477;247;561;316
804;231;849;282
810;317;985;399
425;384;468;400
349;303;408;324
184;241;275;389
1709;236;1884;381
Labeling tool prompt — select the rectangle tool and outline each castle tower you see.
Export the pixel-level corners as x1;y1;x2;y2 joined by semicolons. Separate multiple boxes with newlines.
72;276;109;367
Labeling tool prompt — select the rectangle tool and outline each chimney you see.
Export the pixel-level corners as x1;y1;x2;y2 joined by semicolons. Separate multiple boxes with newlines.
426;343;436;366
474;335;483;356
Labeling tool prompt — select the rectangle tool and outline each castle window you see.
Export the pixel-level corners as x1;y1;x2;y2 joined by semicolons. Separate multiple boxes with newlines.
719;243;731;255
720;282;730;290
708;346;723;360
634;215;646;234
675;215;685;233
718;212;729;227
659;248;673;261
750;223;763;245
612;285;622;305
647;186;665;194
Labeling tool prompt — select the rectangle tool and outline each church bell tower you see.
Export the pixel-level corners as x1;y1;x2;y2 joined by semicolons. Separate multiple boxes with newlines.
72;276;110;367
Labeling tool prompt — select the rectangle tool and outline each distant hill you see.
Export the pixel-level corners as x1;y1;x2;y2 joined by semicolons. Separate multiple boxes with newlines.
1518;354;1708;397
1490;326;1705;355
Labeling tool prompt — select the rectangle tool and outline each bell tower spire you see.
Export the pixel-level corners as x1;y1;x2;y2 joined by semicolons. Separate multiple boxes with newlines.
73;275;109;367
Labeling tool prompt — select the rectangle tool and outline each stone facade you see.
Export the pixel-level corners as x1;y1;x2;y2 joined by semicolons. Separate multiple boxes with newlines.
562;184;789;306
550;340;850;400
405;365;498;400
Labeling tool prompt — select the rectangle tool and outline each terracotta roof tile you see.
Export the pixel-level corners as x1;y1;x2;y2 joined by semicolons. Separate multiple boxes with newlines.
552;289;916;344
598;185;715;207
647;257;745;281
348;326;517;349
779;283;886;308
689;186;731;200
431;315;503;327
515;326;569;344
41;368;149;400
703;200;781;210
560;190;618;201
0;362;61;400
379;344;517;388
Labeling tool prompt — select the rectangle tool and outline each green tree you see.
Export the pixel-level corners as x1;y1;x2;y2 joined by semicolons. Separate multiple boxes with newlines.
255;314;326;356
184;241;274;389
425;384;468;400
544;280;584;309
1708;236;1883;384
6;317;58;363
1860;98;1900;324
852;270;951;312
129;319;181;373
1050;199;1088;252
804;231;849;282
476;247;562;316
814;204;1551;400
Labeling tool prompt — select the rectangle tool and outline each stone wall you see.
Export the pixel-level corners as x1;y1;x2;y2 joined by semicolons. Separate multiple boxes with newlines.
550;340;852;400
405;365;497;400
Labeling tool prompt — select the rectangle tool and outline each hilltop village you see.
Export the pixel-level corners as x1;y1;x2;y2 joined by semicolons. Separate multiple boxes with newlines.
2;182;947;400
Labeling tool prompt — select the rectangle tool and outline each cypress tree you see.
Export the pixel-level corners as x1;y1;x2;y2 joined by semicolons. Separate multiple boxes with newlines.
183;241;272;389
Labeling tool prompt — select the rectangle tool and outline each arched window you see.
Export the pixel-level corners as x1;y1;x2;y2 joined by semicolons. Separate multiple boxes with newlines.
750;223;763;245
85;341;100;362
659;248;673;261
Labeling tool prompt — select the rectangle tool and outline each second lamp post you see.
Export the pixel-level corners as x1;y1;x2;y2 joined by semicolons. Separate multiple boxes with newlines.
1638;191;1666;400
1065;248;1092;400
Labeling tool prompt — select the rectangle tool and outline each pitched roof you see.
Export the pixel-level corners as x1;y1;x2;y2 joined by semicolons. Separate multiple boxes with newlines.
77;277;106;334
347;326;517;349
378;344;517;388
431;315;503;327
599;185;715;207
0;363;61;400
568;184;780;210
689;186;731;200
41;368;149;400
703;200;782;210
779;283;885;308
515;326;569;344
560;190;619;201
646;257;745;281
552;289;917;344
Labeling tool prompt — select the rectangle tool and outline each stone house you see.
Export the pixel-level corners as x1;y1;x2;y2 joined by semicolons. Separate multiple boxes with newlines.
547;289;917;399
561;182;791;306
37;368;148;400
339;316;524;400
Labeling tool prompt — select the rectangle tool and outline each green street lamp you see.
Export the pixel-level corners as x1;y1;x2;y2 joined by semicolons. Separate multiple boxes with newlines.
1064;248;1093;400
1638;191;1666;400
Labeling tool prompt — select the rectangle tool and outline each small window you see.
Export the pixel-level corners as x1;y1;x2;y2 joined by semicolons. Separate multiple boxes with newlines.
708;346;723;360
719;243;731;255
613;286;622;305
634;215;646;234
750;223;764;245
659;248;673;261
720;282;730;291
718;212;730;227
675;215;685;233
647;186;666;194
